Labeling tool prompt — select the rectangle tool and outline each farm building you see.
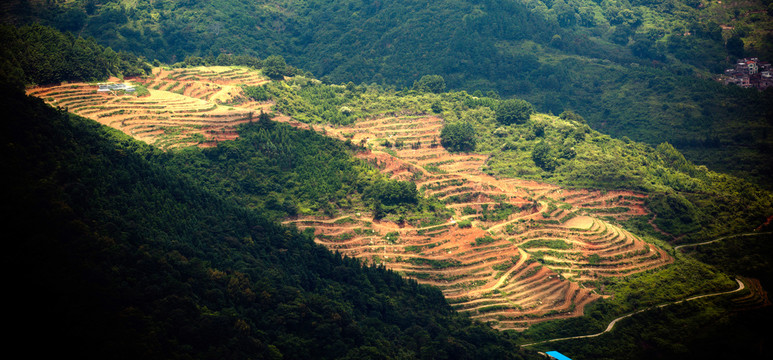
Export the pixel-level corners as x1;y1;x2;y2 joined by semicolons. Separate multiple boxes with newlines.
545;351;572;360
97;83;136;93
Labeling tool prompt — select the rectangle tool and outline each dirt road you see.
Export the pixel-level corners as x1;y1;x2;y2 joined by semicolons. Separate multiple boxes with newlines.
674;232;772;251
521;278;746;347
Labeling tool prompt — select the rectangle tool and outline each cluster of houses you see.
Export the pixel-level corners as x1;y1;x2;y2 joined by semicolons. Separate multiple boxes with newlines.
97;83;136;93
719;57;773;90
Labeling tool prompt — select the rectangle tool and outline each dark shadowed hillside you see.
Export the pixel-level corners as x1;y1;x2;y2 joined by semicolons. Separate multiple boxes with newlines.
0;87;541;360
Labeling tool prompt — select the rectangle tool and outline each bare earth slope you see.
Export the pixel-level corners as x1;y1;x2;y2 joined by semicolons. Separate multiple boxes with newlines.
282;115;673;330
28;69;673;330
27;66;271;149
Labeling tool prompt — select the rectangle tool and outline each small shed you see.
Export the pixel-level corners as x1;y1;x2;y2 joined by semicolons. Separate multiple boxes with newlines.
97;83;136;93
545;351;572;360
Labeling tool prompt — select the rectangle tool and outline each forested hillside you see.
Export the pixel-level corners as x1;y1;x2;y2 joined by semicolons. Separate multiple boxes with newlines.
1;85;544;359
0;23;150;87
3;0;772;185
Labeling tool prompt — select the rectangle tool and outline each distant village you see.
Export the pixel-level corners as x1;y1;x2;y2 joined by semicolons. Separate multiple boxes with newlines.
719;57;773;90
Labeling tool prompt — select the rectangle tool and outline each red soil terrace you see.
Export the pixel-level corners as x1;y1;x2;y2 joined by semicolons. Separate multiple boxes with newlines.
27;66;271;149
29;71;673;330
283;115;673;330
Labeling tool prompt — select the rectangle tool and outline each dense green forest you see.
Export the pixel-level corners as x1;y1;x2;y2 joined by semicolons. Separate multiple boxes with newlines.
0;23;151;87
1;85;544;360
3;0;773;184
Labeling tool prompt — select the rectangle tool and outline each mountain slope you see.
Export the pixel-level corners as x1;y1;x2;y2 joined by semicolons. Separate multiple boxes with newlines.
1;87;542;360
5;0;772;186
5;21;773;359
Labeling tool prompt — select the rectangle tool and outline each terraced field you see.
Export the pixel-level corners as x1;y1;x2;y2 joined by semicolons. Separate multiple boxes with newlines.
29;73;674;330
27;66;271;148
284;115;674;330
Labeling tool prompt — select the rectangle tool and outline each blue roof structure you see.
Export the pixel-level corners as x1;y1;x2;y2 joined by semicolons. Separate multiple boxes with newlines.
545;351;572;360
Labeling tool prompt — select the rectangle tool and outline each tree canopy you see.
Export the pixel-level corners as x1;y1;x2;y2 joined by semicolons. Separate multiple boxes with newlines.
441;121;477;152
0;23;150;86
413;75;446;93
496;98;535;125
262;55;289;80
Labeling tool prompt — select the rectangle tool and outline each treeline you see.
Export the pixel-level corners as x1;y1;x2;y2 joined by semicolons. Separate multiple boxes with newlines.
0;23;149;87
1;87;541;359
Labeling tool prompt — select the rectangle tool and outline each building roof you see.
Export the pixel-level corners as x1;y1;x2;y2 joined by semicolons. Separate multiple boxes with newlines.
545;351;573;360
97;83;135;92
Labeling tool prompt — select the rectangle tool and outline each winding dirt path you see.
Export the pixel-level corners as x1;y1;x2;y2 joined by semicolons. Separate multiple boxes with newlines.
674;232;772;251
521;278;746;347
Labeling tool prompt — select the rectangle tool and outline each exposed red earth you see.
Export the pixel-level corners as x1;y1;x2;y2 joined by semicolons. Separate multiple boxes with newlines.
29;70;674;330
27;66;271;149
282;115;673;330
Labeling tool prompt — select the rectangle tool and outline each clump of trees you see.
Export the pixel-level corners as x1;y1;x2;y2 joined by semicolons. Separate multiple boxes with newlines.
262;55;290;80
242;84;271;101
496;98;534;125
559;110;586;124
531;139;556;171
440;121;476;152
412;75;446;93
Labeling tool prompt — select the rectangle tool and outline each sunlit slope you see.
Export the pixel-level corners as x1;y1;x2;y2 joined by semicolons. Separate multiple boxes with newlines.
284;115;673;330
27;66;271;148
29;69;674;330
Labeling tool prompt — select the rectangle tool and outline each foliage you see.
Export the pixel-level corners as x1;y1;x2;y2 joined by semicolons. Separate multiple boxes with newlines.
262;79;360;125
496;98;535;125
7;0;773;183
531;139;556;171
242;84;271;101
440;121;477;152
688;232;773;287
413;75;446;93
521;239;572;250
0;23;150;86
160;117;441;224
262;55;289;80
